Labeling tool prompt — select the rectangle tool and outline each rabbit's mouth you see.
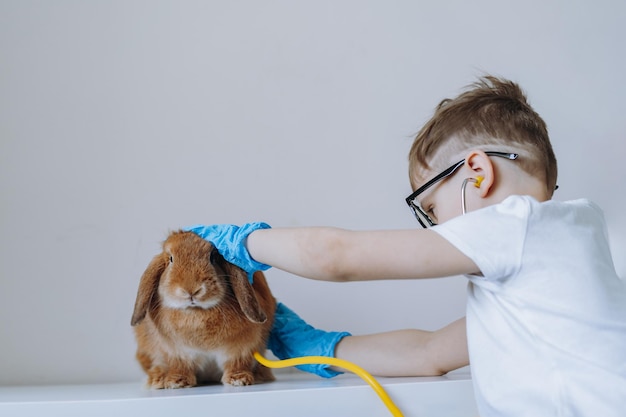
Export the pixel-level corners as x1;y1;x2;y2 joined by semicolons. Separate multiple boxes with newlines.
189;298;220;310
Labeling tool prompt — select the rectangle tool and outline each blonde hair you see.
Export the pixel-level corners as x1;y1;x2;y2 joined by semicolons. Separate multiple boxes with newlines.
408;76;558;195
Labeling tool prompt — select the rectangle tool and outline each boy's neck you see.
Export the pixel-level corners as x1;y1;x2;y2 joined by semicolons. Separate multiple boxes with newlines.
494;169;552;204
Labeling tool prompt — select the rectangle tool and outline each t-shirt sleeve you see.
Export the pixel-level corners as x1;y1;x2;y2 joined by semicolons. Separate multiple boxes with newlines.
431;195;531;282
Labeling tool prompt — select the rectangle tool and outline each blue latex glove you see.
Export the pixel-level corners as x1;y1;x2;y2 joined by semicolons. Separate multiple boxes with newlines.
184;222;271;283
268;302;351;378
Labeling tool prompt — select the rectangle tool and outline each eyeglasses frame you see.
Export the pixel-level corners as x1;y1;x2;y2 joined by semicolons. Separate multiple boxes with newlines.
405;151;519;228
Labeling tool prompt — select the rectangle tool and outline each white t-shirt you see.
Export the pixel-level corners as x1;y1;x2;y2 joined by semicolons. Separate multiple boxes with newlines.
433;195;626;417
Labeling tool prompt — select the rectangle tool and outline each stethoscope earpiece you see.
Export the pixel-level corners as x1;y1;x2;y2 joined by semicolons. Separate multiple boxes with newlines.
461;177;483;215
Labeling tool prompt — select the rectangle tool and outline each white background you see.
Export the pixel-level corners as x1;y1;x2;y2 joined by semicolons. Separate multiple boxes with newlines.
1;0;624;386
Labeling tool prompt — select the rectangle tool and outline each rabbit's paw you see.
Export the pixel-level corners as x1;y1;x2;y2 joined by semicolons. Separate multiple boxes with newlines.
222;370;254;386
163;373;197;389
147;367;196;389
146;366;167;389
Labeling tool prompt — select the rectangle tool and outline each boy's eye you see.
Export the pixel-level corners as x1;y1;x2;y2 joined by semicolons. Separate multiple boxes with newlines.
426;206;437;220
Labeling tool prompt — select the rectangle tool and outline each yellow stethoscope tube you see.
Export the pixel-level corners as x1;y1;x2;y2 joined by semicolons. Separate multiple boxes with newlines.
253;352;404;417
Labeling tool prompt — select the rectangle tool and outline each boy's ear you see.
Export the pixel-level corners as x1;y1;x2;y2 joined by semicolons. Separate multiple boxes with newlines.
464;150;494;198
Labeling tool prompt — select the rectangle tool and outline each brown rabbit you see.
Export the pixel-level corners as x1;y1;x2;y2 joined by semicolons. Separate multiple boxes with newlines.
131;230;276;388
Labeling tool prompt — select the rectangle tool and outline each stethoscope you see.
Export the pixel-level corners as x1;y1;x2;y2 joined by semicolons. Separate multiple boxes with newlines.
461;176;483;215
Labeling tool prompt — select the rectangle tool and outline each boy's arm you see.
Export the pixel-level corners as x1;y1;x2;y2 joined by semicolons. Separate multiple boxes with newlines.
334;317;468;376
247;227;479;281
267;302;467;378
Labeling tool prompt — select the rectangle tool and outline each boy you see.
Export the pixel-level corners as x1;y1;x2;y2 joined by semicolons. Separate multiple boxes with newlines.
187;76;626;416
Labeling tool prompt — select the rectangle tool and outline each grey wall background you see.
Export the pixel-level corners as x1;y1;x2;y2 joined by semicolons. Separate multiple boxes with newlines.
1;0;624;386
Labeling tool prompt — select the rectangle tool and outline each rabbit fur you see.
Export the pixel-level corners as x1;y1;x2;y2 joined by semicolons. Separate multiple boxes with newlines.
131;230;276;388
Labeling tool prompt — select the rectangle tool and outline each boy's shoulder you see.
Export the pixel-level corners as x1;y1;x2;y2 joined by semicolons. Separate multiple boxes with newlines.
497;195;601;221
432;194;612;280
435;194;605;244
522;196;604;225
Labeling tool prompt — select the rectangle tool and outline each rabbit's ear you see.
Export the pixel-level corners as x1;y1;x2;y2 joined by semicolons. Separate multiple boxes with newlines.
131;253;167;326
219;257;267;324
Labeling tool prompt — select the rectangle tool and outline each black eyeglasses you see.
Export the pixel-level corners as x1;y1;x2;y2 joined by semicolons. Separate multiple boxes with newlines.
405;151;519;228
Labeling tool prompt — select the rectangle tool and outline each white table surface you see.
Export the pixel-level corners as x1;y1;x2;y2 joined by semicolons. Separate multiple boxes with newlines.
0;369;477;417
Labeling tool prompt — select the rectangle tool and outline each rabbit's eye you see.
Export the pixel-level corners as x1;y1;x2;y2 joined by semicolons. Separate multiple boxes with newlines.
210;249;218;264
169;255;174;264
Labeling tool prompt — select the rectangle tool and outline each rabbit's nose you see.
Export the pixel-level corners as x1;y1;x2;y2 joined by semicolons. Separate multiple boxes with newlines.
175;287;198;302
182;286;206;305
191;286;206;299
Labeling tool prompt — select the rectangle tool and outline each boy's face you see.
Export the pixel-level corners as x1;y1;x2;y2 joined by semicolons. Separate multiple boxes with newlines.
409;149;508;226
410;149;543;227
414;169;467;226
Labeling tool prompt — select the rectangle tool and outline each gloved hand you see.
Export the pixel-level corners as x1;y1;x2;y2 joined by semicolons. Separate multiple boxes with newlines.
184;222;271;283
268;302;351;378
